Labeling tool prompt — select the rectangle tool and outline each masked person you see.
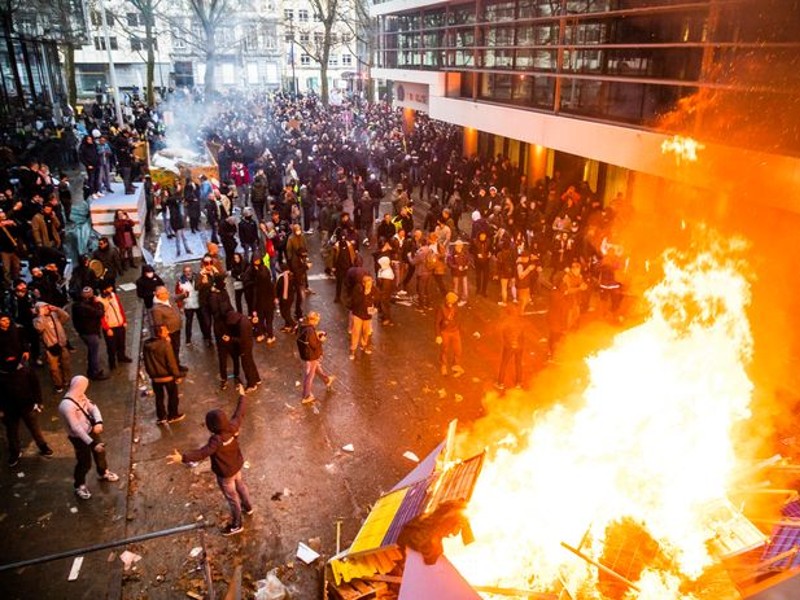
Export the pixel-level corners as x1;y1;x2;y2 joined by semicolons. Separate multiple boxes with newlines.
58;375;119;500
167;384;253;536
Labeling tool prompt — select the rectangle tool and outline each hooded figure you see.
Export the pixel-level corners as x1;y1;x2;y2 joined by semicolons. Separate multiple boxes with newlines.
171;387;252;536
135;264;164;309
58;375;119;499
376;256;395;325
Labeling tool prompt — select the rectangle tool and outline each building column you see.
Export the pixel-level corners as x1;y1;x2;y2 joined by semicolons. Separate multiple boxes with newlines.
402;107;415;135
527;144;549;183
463;126;477;158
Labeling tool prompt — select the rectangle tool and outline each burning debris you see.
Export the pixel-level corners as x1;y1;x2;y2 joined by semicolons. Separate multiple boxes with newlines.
661;135;706;164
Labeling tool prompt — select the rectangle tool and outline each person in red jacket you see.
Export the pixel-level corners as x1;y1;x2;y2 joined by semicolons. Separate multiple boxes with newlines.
167;384;252;536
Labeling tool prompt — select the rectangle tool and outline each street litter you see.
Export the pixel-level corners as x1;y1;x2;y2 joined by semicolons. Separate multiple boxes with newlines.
16;472;24;478
342;443;354;452
473;331;481;339
67;556;83;581
69;507;78;514
254;568;287;600
455;393;464;403
402;451;420;463
438;388;446;398
120;550;142;570
296;541;321;564
294;380;301;387
189;547;202;558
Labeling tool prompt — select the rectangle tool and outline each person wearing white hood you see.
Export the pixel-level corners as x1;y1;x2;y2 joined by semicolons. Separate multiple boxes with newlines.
58;375;119;500
376;256;395;326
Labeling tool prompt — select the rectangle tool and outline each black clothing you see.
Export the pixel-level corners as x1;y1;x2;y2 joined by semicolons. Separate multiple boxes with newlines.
71;299;104;336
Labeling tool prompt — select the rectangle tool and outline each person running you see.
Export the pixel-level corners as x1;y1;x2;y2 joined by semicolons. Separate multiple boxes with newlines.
296;312;335;405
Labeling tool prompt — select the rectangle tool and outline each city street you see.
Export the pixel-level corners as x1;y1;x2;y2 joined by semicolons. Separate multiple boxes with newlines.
0;218;551;599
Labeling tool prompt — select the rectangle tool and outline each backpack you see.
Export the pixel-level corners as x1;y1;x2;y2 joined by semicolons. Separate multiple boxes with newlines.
425;248;438;271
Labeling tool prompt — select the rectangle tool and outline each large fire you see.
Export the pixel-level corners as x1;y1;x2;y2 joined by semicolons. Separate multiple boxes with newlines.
446;236;755;599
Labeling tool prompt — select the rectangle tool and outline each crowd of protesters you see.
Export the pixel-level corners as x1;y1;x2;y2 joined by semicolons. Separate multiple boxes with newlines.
0;88;628;525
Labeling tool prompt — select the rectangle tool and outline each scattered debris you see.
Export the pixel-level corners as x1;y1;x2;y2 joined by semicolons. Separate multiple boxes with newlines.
69;507;78;514
68;556;84;581
254;568;288;600
454;393;464;403
37;512;52;523
307;537;322;552
296;541;321;564
438;388;446;398
271;491;283;501
107;552;116;562
473;331;481;339
16;472;24;478
243;460;251;469
294;380;301;387
342;444;354;453
120;550;142;571
189;547;203;558
402;451;420;463
186;591;203;600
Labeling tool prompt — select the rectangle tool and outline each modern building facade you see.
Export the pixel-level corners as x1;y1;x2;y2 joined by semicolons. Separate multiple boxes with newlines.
0;0;87;114
371;0;800;211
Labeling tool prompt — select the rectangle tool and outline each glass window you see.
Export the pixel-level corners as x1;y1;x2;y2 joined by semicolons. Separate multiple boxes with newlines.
300;54;311;66
342;53;352;66
298;9;309;22
300;32;309;43
126;13;139;28
130;37;142;51
284;9;294;21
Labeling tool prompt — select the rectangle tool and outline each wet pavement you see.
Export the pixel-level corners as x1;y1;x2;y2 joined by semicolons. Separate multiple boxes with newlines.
0;199;558;599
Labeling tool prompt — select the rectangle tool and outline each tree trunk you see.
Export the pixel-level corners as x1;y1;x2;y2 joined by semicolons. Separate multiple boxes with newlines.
64;43;77;107
204;30;216;96
320;27;331;105
145;18;155;105
2;14;24;106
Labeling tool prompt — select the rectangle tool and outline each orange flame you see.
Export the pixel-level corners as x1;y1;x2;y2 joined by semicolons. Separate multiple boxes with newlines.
661;135;706;164
446;235;754;599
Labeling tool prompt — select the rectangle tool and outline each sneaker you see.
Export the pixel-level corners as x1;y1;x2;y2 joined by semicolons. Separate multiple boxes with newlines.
35;358;44;367
156;418;168;425
99;470;119;482
245;385;258;393
363;347;373;355
266;336;276;344
167;413;186;423
75;484;92;500
301;394;315;405
349;353;355;361
221;523;243;536
451;365;465;378
325;375;336;390
457;300;467;307
256;335;266;342
219;380;228;391
54;386;65;393
494;382;506;391
497;301;507;307
8;453;21;467
39;445;54;457
244;507;255;516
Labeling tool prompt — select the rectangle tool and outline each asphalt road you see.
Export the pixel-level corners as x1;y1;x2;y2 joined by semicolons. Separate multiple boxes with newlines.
0;209;554;599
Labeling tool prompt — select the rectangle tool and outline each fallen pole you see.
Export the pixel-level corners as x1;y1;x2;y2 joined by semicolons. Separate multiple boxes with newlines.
0;522;207;573
560;541;641;594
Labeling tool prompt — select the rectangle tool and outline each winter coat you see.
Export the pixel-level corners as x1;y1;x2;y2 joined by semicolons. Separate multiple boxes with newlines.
143;336;180;382
182;395;246;478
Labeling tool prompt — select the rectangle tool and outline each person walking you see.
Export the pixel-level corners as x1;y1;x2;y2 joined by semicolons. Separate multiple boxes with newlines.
58;375;119;500
223;311;261;393
435;292;464;377
496;304;525;390
33;302;72;392
167;384;253;536
1;355;53;467
296;312;335;404
143;324;185;425
72;287;108;381
99;281;133;370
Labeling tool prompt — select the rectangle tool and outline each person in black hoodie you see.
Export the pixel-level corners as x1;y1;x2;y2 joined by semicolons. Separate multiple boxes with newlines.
0;312;28;366
242;254;275;343
224;310;261;393
143;324;184;424
0;354;53;467
69;255;100;300
5;280;41;365
135;264;164;311
167;384;252;536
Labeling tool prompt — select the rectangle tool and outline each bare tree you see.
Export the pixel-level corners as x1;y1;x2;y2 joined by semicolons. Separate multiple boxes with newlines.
342;0;374;102
119;0;163;106
291;0;340;105
162;0;248;94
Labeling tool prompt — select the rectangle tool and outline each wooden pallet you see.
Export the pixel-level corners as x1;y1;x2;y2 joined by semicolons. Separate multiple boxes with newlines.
328;578;395;600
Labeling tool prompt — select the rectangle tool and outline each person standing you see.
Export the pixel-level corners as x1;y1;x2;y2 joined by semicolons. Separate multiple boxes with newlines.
349;275;377;360
112;210;137;270
167;384;252;536
135;264;164;312
151;286;188;373
92;236;124;287
99;281;132;370
470;231;491;298
33;302;72;391
143;324;185;424
72;287;108;381
0;208;23;285
175;265;206;346
58;375;119;500
375;256;395;325
296;312;335;405
447;239;471;306
1;355;53;467
274;265;298;333
242;254;276;344
8;280;41;366
223;311;261;393
237;207;260;264
496;304;525;390
435;292;464;377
